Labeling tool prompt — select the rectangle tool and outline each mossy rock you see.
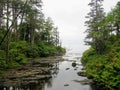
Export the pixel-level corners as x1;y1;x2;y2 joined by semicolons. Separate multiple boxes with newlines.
77;71;86;77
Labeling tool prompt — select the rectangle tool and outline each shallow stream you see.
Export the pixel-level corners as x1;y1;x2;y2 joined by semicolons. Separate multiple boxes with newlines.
44;52;92;90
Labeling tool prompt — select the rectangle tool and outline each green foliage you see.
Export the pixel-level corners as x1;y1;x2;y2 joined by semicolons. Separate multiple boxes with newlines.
10;41;39;58
83;2;120;89
37;41;65;57
0;0;66;74
37;41;49;57
56;46;66;54
4;40;65;70
85;0;106;54
81;42;120;89
0;50;5;60
9;49;28;64
81;48;95;65
47;45;57;56
0;50;7;70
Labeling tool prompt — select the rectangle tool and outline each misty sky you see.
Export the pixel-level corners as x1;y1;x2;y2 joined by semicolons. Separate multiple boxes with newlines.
42;0;119;53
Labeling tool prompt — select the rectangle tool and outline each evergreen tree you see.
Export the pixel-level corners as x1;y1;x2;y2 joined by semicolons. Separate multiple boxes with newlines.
85;0;106;54
0;0;64;68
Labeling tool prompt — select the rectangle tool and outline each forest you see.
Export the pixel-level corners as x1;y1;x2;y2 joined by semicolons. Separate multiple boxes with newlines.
0;0;65;71
82;0;120;89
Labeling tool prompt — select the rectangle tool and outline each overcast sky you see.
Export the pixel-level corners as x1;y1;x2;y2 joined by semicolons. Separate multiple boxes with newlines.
42;0;119;53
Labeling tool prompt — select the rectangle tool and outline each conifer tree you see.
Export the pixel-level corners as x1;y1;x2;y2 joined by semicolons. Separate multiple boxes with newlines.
85;0;106;54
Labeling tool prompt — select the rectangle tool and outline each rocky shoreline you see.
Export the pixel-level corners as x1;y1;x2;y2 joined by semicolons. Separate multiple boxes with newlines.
0;56;62;87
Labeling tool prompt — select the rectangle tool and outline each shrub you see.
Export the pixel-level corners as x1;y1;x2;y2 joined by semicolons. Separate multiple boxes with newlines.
56;46;66;55
81;43;120;89
9;49;28;65
47;45;57;56
37;41;49;57
81;48;95;65
10;41;39;58
0;50;7;70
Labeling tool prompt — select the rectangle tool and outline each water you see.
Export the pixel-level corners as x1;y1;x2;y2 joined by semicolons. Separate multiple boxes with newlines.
1;52;92;90
44;52;92;90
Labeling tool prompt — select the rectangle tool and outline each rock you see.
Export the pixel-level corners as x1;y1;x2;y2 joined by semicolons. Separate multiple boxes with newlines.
81;67;85;70
77;71;86;77
76;67;79;68
74;68;77;70
0;56;59;87
21;80;38;86
64;84;69;86
76;63;82;66
73;79;92;85
72;62;76;67
66;68;70;70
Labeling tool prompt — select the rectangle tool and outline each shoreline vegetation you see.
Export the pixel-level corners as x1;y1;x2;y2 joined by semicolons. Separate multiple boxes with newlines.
0;40;66;74
0;0;65;74
81;1;120;89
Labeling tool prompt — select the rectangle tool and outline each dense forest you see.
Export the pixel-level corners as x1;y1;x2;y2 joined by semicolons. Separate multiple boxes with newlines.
0;0;65;71
82;0;120;89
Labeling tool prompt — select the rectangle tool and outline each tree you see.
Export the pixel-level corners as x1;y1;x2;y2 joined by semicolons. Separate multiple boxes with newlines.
51;27;60;46
85;0;106;54
0;0;63;69
112;2;120;37
0;0;4;28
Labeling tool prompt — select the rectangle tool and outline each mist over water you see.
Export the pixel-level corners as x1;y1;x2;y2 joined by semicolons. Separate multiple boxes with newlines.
64;45;90;54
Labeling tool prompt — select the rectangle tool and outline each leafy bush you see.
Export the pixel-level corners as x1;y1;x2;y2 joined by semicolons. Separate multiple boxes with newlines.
37;41;65;57
0;40;65;72
37;41;49;57
56;46;66;55
81;44;120;89
7;61;21;69
9;49;28;65
0;50;5;60
47;45;57;56
81;48;95;65
10;41;39;58
0;50;7;70
23;45;39;58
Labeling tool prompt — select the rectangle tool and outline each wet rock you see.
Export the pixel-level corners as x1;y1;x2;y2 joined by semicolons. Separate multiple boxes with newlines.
73;79;92;85
66;68;70;70
77;71;86;77
81;67;85;70
76;63;82;66
64;84;69;86
74;68;77;70
72;62;76;67
0;57;59;87
21;80;39;86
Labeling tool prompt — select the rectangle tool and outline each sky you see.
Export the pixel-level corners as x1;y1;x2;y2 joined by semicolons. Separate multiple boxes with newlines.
42;0;119;53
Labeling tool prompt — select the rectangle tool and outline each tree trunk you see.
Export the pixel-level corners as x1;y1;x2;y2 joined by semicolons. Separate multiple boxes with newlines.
6;0;10;63
0;1;3;28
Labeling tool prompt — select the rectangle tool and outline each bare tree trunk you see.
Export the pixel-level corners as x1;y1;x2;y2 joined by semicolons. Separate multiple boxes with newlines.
31;28;35;45
6;0;10;63
0;1;3;28
12;0;19;42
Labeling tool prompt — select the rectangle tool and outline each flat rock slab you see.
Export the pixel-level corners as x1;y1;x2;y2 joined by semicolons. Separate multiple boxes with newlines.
0;56;61;87
73;79;93;85
64;84;69;86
